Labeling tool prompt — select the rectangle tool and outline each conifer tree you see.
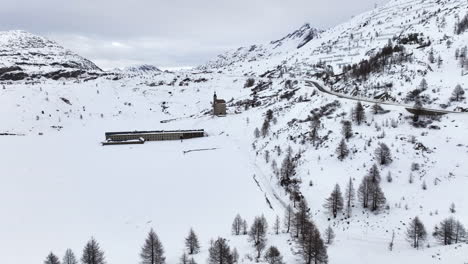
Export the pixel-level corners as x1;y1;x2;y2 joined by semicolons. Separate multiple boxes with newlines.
242;219;248;235
375;143;392;166
185;228;200;255
179;253;189;264
451;84;465;101
341;120;353;140
310;115;321;145
208;238;232;264
264;246;284;264
324;226;335;245
419;78;428;90
293;199;310;239
353;102;365;125
81;237;106;264
62;249;78;264
140;229;165;264
323;184;344;218
284;204;293;233
44;252;61;264
336;139;349;161
345;177;355;218
273;215;281;235
368;164;381;183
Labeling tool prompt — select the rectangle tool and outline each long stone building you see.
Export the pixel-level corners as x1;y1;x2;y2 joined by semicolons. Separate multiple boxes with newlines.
103;129;205;145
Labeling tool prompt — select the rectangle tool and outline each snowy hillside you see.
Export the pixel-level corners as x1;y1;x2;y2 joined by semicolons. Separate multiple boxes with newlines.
1;1;468;264
124;64;162;75
198;24;321;75
0;30;102;81
201;0;468;110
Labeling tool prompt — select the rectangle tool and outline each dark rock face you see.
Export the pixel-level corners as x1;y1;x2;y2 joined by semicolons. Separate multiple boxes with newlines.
0;66;22;75
0;67;29;81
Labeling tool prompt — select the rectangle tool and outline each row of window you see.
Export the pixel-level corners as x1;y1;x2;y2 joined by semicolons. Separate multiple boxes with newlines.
108;132;204;142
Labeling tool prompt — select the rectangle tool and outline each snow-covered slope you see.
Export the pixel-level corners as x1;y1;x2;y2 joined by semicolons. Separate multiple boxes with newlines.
198;24;321;75
124;64;162;74
201;0;468;110
1;1;468;264
0;30;102;81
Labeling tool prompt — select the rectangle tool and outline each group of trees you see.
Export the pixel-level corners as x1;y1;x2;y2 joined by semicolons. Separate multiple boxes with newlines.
231;214;248;236
284;200;328;264
228;202;328;264
406;217;427;249
405;216;467;249
323;178;356;218
279;147;302;204
45;228;201;264
249;215;269;259
455;13;468;35
310;114;322;146
455;46;468;71
261;109;275;137
358;165;387;212
405;78;429;105
45;238;105;264
254;109;276;139
207;237;237;264
433;217;467;245
230;214;286;264
342;42;409;80
336;120;353;161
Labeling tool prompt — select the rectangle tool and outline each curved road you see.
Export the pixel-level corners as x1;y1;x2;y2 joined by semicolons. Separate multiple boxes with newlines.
219;73;466;115
307;81;464;115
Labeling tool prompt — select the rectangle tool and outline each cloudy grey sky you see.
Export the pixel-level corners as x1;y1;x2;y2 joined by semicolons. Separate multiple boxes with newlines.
0;0;389;70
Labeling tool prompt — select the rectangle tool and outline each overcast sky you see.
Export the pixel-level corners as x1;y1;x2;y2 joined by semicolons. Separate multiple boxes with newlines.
0;0;389;70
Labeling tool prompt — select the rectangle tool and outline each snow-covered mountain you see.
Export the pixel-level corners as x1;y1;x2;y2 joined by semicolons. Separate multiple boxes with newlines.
201;0;468;110
124;64;162;74
198;23;321;73
1;1;468;264
0;30;102;81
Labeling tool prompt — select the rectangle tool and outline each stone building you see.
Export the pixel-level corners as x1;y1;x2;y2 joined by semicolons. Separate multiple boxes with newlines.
213;92;226;116
103;129;205;145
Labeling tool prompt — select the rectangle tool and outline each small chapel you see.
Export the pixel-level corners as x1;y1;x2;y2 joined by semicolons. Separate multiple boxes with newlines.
212;92;226;116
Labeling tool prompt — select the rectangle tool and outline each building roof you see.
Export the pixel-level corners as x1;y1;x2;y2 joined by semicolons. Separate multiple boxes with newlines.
105;129;204;137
